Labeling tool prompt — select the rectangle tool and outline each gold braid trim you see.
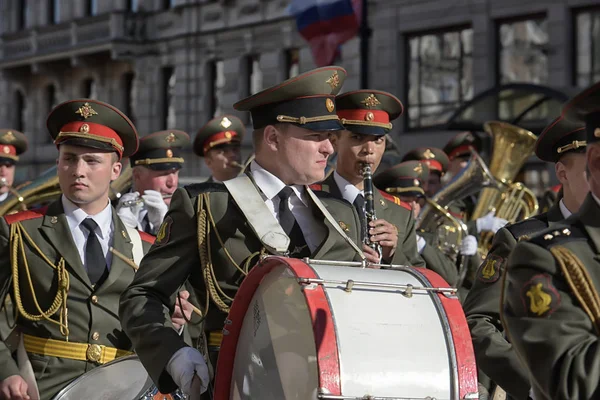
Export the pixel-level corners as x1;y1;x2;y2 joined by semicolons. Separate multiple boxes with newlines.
134;157;185;166
276;115;340;124
551;245;600;334
10;222;70;338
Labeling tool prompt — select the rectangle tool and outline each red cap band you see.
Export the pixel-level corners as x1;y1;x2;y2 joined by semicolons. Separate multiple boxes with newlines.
203;130;239;154
0;145;17;157
337;109;390;124
57;121;124;157
448;144;472;160
423;159;443;171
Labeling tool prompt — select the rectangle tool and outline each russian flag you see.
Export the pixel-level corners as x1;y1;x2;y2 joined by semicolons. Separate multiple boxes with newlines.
289;0;362;67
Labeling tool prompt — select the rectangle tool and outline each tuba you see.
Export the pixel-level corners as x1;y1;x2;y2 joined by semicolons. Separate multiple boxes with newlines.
0;167;61;216
470;121;539;254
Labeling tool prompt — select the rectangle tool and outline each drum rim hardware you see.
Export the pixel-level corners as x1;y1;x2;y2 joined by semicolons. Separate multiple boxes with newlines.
318;394;439;399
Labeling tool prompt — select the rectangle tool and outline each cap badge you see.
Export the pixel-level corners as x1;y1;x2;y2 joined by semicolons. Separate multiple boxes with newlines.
2;146;9;154
326;71;340;90
221;117;232;129
326;98;335;113
166;132;176;143
225;131;232;139
365;112;375;121
166;149;173;158
595;128;600;138
2;131;16;143
414;179;420;186
423;149;435;159
361;94;381;108
79;123;90;133
413;163;423;174
75;102;98;119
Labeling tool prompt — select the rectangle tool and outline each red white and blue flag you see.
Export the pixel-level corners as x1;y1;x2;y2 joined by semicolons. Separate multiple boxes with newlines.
289;0;362;67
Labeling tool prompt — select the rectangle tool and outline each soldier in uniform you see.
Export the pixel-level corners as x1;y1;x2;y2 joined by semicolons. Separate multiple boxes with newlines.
193;115;245;183
401;147;449;197
315;89;424;266
0;130;27;203
0;99;161;400
464;116;588;399
501;83;600;399
443;131;483;182
374;160;463;284
119;66;367;397
117;130;190;234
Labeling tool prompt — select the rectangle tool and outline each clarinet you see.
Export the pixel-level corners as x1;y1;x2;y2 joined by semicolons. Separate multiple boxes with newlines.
362;163;383;261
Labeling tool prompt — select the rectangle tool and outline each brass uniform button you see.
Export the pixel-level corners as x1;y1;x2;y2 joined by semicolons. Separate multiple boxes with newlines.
92;332;100;341
91;295;98;304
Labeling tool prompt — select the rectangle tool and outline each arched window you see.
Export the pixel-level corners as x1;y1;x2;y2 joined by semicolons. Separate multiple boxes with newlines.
13;90;25;132
82;78;97;99
122;72;136;124
86;0;98;16
48;0;60;24
161;67;175;129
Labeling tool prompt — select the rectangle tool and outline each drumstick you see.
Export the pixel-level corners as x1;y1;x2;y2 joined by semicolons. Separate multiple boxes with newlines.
110;247;203;317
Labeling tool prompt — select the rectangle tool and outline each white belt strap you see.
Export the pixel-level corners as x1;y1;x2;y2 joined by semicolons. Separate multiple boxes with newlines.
305;186;366;260
224;175;290;254
124;224;144;266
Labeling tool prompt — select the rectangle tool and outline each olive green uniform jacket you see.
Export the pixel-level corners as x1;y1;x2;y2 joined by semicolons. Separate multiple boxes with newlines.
119;180;364;394
0;200;153;400
417;230;458;286
502;194;600;400
464;204;563;399
315;175;425;267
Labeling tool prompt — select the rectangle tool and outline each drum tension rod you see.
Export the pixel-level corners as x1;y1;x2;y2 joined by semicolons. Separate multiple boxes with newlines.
318;394;438;399
296;278;457;297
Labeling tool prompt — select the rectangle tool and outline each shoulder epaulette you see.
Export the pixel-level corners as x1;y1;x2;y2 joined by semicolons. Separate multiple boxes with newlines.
185;182;228;198
506;213;549;241
378;190;411;211
529;223;586;248
138;231;155;244
4;207;48;225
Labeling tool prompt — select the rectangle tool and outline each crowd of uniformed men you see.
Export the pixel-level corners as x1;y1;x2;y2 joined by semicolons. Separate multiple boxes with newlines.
0;65;598;400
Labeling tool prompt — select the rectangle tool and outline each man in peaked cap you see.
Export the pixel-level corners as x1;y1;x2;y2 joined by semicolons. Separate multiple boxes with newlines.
501;81;600;399
0;99;171;400
117;130;190;235
443;131;483;181
193;115;245;183
0;129;27;203
314;89;424;266
120;67;366;397
465;116;588;400
401;147;449;197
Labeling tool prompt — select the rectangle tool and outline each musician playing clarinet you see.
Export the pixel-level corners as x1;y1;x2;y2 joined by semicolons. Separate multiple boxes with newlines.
117;130;190;235
312;89;424;267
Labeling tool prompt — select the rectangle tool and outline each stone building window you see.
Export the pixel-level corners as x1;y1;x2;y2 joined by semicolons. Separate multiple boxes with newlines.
48;0;60;24
161;67;176;130
575;8;600;87
82;78;97;99
13;90;25;132
18;0;29;30
248;55;263;96
285;48;300;79
498;17;548;84
122;72;136;125
129;0;139;13
407;27;473;129
86;0;98;17
210;60;225;118
162;0;175;10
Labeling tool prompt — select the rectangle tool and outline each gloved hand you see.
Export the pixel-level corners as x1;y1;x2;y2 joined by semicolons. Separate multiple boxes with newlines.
476;211;508;234
459;235;478;256
116;191;142;228
142;190;168;229
166;347;209;395
415;234;427;254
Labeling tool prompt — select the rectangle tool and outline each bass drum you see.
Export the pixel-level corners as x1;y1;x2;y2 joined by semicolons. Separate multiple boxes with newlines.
52;355;184;400
214;257;478;400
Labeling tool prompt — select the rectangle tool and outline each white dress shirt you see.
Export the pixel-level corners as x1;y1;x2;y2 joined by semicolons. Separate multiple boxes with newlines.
333;171;363;205
250;161;326;253
559;199;572;219
62;195;114;270
0;192;8;202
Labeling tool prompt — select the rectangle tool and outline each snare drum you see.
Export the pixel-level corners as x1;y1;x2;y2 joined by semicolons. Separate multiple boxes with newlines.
52;355;185;400
214;257;478;400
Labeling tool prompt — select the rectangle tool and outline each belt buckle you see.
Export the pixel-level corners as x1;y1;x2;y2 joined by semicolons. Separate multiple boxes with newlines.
86;344;102;363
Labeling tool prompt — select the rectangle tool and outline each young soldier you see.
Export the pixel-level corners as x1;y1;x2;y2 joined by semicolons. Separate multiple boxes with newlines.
193;115;245;183
0;129;27;203
119;67;366;397
502;83;600;399
117;130;190;234
0;99;158;400
465;116;588;399
401;147;449;197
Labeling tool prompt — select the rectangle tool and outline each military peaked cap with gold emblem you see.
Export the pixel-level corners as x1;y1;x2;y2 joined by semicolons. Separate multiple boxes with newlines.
193;115;245;157
562;81;600;145
373;160;429;197
233;66;346;131
535;116;586;163
130;130;190;170
47;99;138;159
443;131;481;160
335;90;403;136
0;129;27;164
401;147;449;175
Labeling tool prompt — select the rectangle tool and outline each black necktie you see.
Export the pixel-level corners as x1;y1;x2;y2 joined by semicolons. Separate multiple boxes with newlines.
142;214;153;235
276;187;310;258
353;193;367;242
81;218;108;286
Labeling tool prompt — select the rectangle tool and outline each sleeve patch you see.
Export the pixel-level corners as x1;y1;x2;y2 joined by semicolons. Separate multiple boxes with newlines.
520;273;561;318
477;254;503;283
155;216;172;246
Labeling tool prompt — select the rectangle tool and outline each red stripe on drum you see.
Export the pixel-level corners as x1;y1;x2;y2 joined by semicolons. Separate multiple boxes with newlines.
415;267;478;399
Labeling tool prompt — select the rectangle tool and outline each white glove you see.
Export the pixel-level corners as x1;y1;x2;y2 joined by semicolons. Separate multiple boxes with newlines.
416;234;427;254
476;211;508;234
142;190;169;229
116;191;142;228
166;347;209;395
459;235;478;256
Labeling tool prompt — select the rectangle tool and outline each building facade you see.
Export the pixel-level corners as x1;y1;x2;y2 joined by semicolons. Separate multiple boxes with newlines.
0;0;598;188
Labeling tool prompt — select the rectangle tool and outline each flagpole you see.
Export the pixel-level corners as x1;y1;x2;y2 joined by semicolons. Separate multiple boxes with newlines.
359;0;370;88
